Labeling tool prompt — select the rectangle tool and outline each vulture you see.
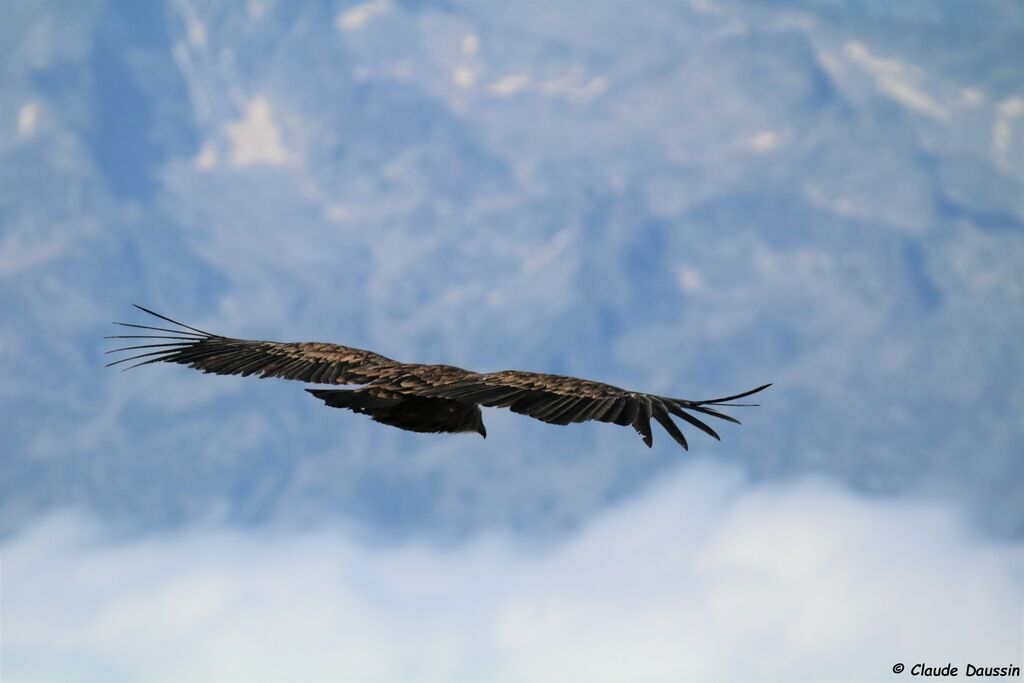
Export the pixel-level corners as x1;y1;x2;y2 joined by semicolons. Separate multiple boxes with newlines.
107;305;770;451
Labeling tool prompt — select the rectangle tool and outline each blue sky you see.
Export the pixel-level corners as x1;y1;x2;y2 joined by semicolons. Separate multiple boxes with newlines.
2;1;1022;679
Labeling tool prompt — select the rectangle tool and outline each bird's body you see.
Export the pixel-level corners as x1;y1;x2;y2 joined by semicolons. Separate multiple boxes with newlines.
107;306;769;450
307;387;486;436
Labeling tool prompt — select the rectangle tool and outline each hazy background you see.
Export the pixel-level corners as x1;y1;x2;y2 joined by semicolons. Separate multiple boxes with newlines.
2;1;1022;679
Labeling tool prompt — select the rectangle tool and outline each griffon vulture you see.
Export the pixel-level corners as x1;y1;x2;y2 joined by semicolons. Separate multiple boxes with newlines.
107;305;769;450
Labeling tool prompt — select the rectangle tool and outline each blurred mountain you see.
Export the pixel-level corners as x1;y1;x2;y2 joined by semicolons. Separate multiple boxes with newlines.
1;0;1022;538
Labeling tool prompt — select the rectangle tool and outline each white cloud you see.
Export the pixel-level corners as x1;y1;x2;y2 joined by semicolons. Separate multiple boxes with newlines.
187;18;206;48
17;102;39;137
179;0;207;48
453;66;476;89
844;41;947;120
488;69;608;101
677;266;703;292
451;34;483;89
224;97;292;168
522;227;573;274
961;88;984;107
570;76;608;100
247;0;268;22
462;32;480;57
993;96;1023;169
538;67;608;101
4;464;1020;681
489;73;532;98
745;129;780;153
324;202;353;224
0;225;70;277
193;139;218;169
335;0;391;33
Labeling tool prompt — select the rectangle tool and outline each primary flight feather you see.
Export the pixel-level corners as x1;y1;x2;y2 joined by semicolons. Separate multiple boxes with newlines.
107;305;770;450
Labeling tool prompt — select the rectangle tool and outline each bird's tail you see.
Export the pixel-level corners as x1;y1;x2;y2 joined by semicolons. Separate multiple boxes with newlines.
307;388;361;409
306;388;397;411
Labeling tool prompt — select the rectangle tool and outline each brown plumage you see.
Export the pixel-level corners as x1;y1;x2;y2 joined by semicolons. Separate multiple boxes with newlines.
107;305;770;450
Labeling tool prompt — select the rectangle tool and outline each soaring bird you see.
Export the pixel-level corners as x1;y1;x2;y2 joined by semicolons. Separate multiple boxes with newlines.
107;305;769;450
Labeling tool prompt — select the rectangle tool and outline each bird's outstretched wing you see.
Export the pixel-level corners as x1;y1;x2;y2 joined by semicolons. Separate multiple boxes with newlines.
403;369;770;450
106;305;407;385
